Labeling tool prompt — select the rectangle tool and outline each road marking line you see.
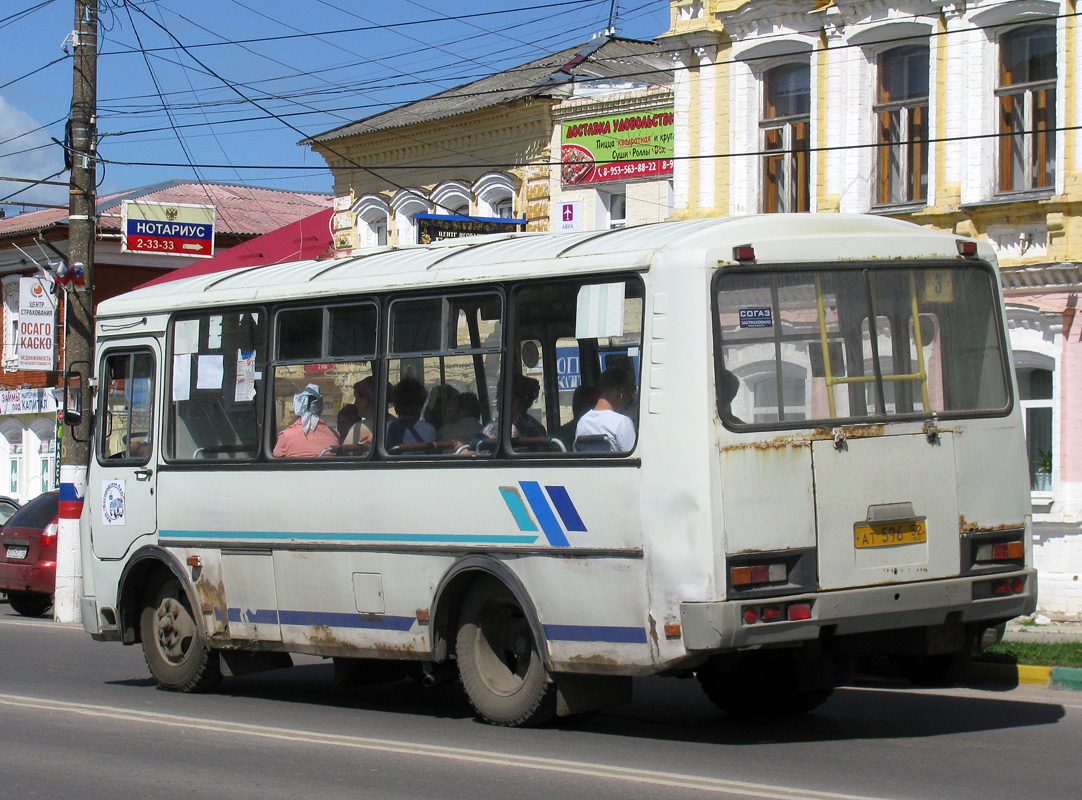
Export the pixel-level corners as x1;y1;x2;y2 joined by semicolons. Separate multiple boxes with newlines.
0;617;81;630
0;693;889;800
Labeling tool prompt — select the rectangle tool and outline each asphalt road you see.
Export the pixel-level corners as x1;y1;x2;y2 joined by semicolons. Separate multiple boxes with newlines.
1;602;1078;800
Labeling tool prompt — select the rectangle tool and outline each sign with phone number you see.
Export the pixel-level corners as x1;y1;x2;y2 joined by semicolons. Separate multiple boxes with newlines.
121;200;216;258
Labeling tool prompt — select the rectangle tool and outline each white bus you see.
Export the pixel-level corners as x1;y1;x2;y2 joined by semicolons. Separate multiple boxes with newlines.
78;214;1036;726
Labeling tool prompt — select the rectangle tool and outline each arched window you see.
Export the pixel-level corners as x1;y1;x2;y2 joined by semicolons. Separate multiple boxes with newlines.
875;45;929;205
431;181;472;216
354;195;389;248
998;25;1056;193
761;62;810;212
1017;364;1054;491
390;190;429;246
473;173;517;218
0;421;23;498
29;417;56;493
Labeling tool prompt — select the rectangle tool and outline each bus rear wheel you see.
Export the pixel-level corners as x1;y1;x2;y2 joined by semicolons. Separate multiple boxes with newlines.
697;657;833;717
455;578;556;727
140;577;221;693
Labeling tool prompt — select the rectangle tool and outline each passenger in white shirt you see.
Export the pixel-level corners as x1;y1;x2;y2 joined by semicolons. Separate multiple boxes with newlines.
574;366;637;452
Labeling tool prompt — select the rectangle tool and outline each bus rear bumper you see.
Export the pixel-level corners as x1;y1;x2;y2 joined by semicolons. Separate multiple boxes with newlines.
679;569;1037;653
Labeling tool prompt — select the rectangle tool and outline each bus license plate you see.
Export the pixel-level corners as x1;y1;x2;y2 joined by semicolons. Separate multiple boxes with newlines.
5;545;27;560
854;520;927;549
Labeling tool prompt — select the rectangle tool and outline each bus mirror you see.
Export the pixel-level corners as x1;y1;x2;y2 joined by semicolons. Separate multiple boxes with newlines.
63;368;83;426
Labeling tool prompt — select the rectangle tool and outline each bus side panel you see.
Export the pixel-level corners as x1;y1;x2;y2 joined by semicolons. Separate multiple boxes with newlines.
953;416;1031;531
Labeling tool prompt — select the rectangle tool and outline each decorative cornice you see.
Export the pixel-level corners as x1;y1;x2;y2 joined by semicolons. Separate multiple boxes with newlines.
552;86;674;121
1001;264;1082;291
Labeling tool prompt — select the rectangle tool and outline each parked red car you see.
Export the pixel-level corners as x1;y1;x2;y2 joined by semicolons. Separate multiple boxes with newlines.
0;491;59;617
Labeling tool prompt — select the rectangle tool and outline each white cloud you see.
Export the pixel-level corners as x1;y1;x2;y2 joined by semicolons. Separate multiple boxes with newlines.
0;94;67;209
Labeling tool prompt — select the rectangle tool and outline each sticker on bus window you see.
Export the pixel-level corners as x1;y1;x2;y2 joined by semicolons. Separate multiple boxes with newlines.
739;307;773;328
923;271;953;303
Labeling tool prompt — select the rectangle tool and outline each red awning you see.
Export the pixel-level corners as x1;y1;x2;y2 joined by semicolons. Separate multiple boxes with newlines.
136;207;333;289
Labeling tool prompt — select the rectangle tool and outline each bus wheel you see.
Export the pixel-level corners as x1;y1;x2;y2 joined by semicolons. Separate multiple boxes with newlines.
140;577;221;693
895;651;970;687
455;578;556;727
697;657;831;717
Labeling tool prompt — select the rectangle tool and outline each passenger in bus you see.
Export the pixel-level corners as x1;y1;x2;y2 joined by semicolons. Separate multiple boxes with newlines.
555;384;600;447
438;391;483;446
574;367;637;452
385;377;438;448
720;368;744;424
424;382;460;431
273;383;340;458
340;376;393;446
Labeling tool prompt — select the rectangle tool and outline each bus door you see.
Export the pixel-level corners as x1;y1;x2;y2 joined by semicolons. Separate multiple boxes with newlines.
92;345;159;560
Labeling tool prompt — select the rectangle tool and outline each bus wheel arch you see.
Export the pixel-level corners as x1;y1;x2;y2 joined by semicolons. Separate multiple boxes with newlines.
117;546;194;645
431;558;557;727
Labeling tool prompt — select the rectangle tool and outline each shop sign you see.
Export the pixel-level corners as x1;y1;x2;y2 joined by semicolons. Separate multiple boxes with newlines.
416;214;525;244
0;388;58;416
17;277;57;371
561;108;675;187
122;200;216;258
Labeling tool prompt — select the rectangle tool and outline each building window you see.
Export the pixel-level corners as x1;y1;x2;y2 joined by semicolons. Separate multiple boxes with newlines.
1017;366;1053;492
998;25;1056;193
2;277;19;369
875;45;928;206
494;199;514;218
602;189;626;228
761;63;810;213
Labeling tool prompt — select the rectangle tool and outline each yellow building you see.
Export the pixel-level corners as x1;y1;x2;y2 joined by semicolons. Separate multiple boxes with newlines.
662;0;1082;619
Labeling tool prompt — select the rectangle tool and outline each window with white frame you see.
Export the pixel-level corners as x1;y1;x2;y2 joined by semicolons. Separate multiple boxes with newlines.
2;276;19;369
474;172;517;218
355;196;390;248
761;62;810;213
997;25;1056;194
875;45;929;206
601;188;627;229
391;191;429;246
1017;365;1053;492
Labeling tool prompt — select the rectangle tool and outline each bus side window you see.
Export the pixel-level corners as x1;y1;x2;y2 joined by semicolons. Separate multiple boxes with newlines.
167;311;266;461
99;350;155;464
270;302;377;460
385;293;502;457
509;277;644;456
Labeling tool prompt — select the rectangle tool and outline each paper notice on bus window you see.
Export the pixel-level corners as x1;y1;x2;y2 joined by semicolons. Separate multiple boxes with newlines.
197;355;224;390
235;350;257;402
576;283;625;339
174;319;199;354
172;355;192;401
739;307;773;328
208;315;223;349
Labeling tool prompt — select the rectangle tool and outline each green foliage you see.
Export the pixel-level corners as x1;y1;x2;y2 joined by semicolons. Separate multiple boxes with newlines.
980;641;1082;668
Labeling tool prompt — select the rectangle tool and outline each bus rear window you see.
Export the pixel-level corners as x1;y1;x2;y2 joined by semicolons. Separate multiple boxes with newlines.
714;264;1010;428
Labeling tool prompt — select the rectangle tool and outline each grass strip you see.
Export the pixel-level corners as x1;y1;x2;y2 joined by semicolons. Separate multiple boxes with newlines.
978;641;1082;669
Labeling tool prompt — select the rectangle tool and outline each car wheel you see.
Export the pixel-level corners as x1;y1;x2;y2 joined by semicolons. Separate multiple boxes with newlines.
140;577;221;693
456;577;556;727
6;591;52;617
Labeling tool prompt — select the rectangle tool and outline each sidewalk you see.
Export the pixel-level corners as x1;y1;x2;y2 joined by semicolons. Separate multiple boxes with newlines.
1004;616;1082;644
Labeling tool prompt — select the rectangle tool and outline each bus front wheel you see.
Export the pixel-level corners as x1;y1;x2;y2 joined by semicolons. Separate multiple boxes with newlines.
455;578;556;727
140;577;221;693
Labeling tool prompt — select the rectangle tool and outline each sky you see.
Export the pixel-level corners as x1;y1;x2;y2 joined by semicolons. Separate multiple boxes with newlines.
0;0;671;215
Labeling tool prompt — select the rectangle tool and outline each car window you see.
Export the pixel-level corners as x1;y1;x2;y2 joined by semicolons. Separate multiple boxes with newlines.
6;493;58;528
0;501;18;525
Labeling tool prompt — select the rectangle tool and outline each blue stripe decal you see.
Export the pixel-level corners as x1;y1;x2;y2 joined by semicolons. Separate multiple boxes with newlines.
543;624;648;644
160;530;538;545
519;481;570;547
278;610;415;631
545;485;587;532
499;487;538;532
227;608;279;624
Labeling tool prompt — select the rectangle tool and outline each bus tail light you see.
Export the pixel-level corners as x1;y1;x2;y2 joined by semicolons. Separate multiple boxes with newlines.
731;562;786;587
787;602;812;621
991;577;1026;595
975;540;1024;562
957;240;978;257
733;245;755;262
760;605;783;622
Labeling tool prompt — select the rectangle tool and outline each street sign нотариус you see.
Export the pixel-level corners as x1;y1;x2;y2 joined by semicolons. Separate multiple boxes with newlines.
121;200;216;258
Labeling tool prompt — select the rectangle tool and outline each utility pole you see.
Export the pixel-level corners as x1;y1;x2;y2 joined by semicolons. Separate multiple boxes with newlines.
55;0;98;624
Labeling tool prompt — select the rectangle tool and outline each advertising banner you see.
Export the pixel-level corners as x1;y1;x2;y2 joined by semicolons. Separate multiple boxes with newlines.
416;214;524;244
561;108;675;187
17;277;57;371
121;200;216;258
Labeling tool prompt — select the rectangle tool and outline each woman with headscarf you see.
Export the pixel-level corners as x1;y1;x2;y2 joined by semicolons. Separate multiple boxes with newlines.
273;383;340;458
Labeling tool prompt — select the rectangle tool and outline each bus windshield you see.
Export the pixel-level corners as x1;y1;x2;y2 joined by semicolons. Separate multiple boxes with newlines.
714;263;1011;427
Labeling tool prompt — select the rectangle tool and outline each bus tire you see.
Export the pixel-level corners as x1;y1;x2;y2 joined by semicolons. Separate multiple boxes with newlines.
455;577;556;727
140;577;221;693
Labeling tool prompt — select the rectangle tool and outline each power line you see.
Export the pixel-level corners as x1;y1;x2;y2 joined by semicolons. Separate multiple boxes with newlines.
0;54;68;91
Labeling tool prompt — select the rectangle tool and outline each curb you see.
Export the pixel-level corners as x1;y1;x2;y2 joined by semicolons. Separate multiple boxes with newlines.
966;662;1082;690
